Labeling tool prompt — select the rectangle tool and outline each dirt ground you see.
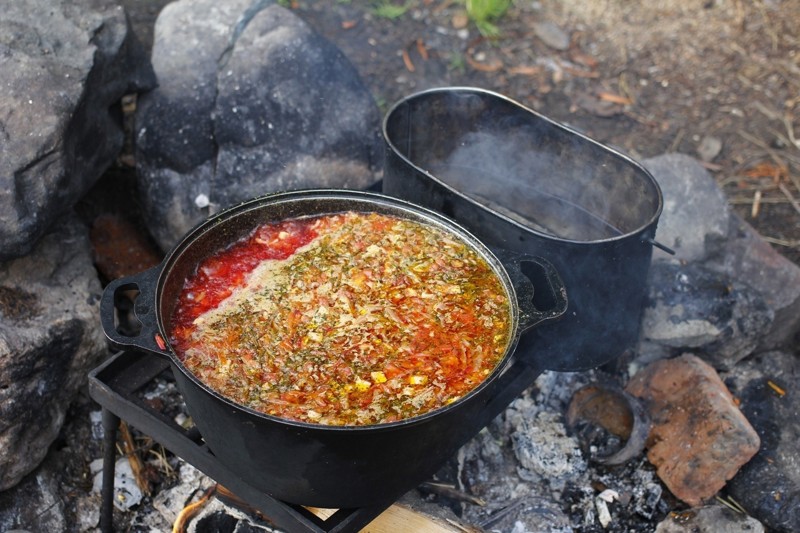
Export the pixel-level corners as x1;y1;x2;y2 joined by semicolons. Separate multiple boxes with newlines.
124;0;800;264
287;0;800;265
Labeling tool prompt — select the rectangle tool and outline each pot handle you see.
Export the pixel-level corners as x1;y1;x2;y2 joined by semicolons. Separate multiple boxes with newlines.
495;250;568;334
642;236;675;255
100;266;170;357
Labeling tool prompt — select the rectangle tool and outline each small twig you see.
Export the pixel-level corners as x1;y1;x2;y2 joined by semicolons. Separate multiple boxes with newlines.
416;38;429;61
752;100;782;121
728;196;788;205
622;109;662;128
699;161;724;172
507;64;541;76
618;72;635;106
751;189;762;218
716;494;748;515
479;499;527;528
718;174;744;187
669;129;685;153
778;182;800;216
761;236;800;248
401;48;415;72
147;444;176;477
767;379;786;397
784;114;800;151
598;92;633;106
119;421;151;496
172;485;217;533
444;518;483;533
418;481;486;506
754;0;780;51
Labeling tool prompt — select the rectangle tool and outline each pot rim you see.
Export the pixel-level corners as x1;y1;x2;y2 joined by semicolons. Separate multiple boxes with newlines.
381;86;665;245
156;188;525;432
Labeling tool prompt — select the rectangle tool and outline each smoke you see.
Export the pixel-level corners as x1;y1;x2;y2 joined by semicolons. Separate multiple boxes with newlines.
399;90;661;243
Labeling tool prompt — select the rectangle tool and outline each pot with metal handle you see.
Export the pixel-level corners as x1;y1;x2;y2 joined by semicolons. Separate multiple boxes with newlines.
100;189;566;508
382;87;671;371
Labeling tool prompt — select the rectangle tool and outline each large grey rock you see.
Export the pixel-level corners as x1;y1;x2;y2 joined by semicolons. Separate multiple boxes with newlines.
644;153;800;350
638;261;774;370
0;213;106;491
645;153;731;263
136;0;382;251
0;0;156;261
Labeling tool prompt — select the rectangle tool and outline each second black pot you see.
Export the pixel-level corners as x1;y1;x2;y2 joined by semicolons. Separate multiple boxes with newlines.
382;87;667;371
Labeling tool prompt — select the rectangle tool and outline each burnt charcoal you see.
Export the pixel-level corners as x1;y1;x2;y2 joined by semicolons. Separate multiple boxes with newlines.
193;512;239;533
723;350;800;533
633;482;664;520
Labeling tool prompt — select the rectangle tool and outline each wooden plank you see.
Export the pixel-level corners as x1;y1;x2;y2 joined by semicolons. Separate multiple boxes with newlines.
360;504;465;532
308;504;472;532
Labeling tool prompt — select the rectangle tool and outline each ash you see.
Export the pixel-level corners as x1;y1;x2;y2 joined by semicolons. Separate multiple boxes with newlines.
433;370;670;533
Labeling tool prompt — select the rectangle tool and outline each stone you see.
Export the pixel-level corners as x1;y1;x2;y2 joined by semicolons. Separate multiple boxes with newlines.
0;0;156;261
644;153;731;263
696;136;723;162
532;21;571;51
654;504;764;533
710;213;800;350
625;354;761;507
723;350;800;533
0;458;70;532
643;153;800;350
638;261;773;370
91;457;143;511
0;212;106;490
136;0;382;252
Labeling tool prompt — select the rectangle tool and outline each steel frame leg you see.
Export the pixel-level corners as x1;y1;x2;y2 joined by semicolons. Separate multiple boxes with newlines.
100;408;119;533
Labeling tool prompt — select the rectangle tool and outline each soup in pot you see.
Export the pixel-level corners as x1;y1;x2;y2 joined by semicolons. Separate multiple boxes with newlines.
169;211;512;426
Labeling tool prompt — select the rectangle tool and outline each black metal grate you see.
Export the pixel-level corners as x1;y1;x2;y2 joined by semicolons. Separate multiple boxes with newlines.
88;350;391;533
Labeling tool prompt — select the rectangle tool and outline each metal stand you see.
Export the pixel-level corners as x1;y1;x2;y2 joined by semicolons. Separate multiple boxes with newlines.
100;409;120;533
90;351;391;533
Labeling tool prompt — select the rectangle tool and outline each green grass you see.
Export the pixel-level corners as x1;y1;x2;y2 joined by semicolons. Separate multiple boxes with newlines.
448;52;467;73
465;0;512;36
370;0;412;19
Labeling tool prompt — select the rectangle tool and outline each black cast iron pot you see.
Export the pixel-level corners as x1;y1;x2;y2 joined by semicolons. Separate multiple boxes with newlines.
382;87;670;371
100;189;566;508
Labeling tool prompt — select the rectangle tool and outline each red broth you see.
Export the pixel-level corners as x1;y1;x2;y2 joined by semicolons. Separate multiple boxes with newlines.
170;212;512;426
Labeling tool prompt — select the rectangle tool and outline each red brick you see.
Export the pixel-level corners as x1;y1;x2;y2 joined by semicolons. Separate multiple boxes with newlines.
626;354;760;506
